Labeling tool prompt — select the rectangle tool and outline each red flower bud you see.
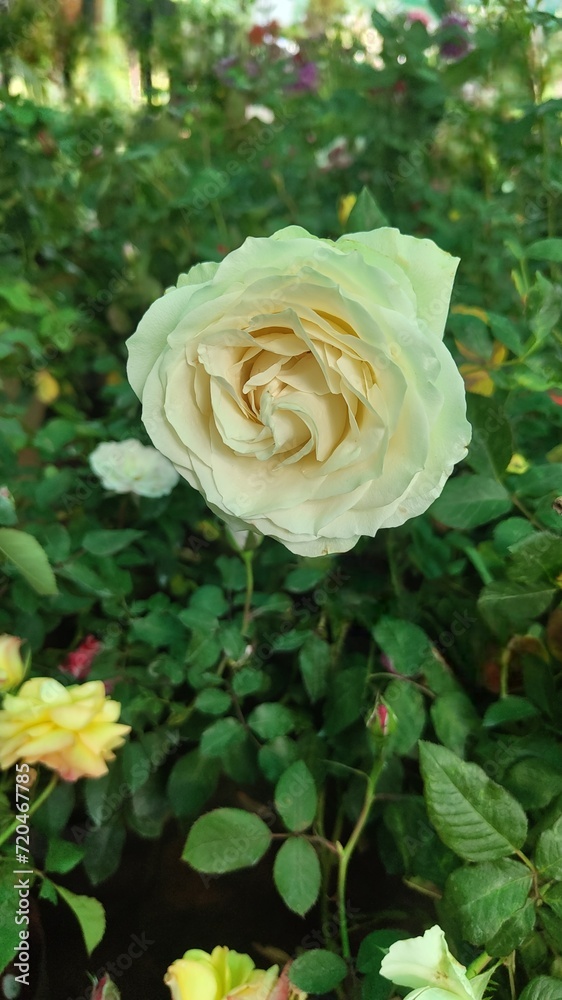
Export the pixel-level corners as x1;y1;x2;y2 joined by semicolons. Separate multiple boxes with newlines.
60;635;102;681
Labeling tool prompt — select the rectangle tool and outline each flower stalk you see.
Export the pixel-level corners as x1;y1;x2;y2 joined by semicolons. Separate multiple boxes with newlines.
336;754;386;959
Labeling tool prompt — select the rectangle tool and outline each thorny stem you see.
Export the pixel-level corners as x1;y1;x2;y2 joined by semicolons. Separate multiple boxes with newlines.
337;755;386;960
506;952;517;1000
0;773;58;849
241;549;254;636
466;951;492;978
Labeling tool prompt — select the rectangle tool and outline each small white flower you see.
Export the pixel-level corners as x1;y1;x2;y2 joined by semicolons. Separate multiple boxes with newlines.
379;926;494;1000
314;135;366;171
245;104;275;124
90;439;179;498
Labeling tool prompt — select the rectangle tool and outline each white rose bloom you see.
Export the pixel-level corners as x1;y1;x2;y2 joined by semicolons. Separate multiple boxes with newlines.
126;226;471;556
89;439;179;498
379;926;494;1000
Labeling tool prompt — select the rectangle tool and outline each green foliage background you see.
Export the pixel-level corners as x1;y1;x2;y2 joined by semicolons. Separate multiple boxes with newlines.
1;0;562;997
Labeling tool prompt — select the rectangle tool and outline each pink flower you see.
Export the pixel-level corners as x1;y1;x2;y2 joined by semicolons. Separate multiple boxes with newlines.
60;635;102;681
406;9;430;27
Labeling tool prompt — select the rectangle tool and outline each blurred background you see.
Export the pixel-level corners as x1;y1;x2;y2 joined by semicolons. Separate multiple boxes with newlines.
1;5;562;997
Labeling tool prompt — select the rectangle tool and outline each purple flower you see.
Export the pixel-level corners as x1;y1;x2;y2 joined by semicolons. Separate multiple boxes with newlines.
438;13;472;61
288;61;318;92
214;55;238;85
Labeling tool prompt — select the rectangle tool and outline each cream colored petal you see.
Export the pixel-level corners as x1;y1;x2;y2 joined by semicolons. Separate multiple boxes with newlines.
126;284;198;399
177;261;220;287
339;229;459;340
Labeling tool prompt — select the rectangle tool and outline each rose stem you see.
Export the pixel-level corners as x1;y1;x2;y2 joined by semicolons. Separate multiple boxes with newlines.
336;754;386;960
241;549;254;636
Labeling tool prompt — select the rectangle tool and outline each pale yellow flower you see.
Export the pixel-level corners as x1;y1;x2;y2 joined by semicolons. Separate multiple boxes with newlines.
165;947;279;1000
0;635;25;692
0;678;130;781
127;226;470;557
380;926;494;1000
90;439;179;498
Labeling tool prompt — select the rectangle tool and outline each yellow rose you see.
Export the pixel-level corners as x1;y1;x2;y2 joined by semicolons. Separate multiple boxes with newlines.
127;226;470;557
0;678;130;781
0;635;25;692
165;947;279;1000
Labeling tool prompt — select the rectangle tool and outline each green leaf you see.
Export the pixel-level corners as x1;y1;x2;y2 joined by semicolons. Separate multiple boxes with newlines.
34;418;77;456
0;494;17;527
45;838;84;875
508;532;562;585
324;666;367;735
542;883;562;919
384;680;426;755
183;808;271;873
59;562;112;598
248;703;295;740
505;758;562;811
483;696;539;728
82;529;144;556
493;518;535;554
419;741;528;861
200;718;247;759
289;950;348;995
516;464;562;498
273;837;321;915
126;774;168;840
361;976;393;1000
298;633;331;702
219;623;246;661
445;858;532;944
372;617;432;676
478;582;555;635
383;797;458;886
54;883;106;955
357;929;409;1000
525;238;562;262
530;275;562;342
195;688;231;716
430;692;480;757
275;761;317;832
488;313;524;356
285;561;330;593
120;741;151;794
430;476;511;530
33;782;75;837
346;186;389;230
357;929;409;974
486;899;536;957
535;817;562;879
216;555;246;591
189;585;228;618
0;527;58;595
130;611;187;648
519;977;562;1000
83;823;126;886
466;396;514;480
540;907;562;951
232;667;265;698
258;738;299;783
167;750;220;819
